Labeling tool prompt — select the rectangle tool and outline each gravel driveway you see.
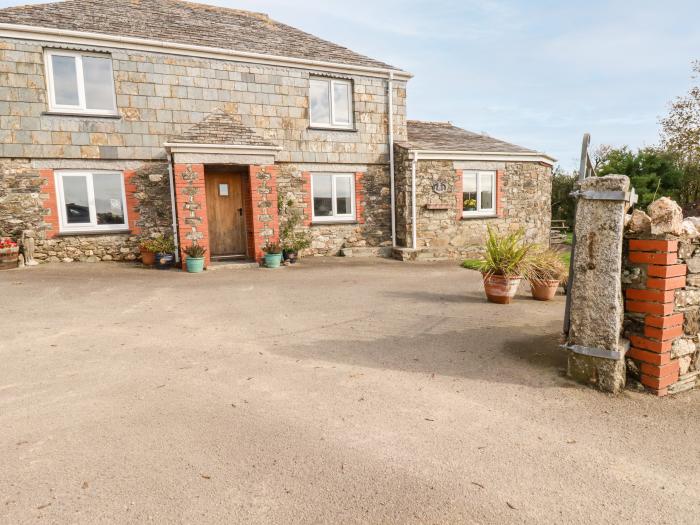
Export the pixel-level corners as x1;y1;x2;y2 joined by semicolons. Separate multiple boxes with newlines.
1;259;698;524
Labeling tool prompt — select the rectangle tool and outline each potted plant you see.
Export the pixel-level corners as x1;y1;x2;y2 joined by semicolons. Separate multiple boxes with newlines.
0;237;20;270
139;239;156;266
262;241;283;268
184;243;206;273
279;198;311;264
527;248;567;301
151;234;176;270
478;226;531;304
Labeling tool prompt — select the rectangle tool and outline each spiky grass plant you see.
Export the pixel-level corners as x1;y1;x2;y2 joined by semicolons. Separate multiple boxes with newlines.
479;226;532;278
527;247;568;283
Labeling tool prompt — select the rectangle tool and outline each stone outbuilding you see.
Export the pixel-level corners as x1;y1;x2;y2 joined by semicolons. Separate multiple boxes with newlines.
393;121;555;259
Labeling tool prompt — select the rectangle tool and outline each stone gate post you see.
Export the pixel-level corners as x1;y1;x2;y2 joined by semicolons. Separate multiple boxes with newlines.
565;175;631;393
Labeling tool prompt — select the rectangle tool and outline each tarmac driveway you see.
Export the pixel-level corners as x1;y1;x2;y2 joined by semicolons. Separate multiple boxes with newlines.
1;259;698;524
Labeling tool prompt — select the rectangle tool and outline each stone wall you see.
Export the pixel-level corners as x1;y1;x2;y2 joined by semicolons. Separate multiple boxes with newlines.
0;36;407;164
275;163;392;256
623;230;700;396
1;160;173;263
393;146;552;256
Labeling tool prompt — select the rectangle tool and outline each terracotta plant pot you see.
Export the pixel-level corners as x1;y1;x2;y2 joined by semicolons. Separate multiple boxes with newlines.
482;273;521;304
140;249;155;266
530;279;560;301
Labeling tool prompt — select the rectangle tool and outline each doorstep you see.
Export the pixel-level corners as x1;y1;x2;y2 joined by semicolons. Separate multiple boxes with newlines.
207;260;259;271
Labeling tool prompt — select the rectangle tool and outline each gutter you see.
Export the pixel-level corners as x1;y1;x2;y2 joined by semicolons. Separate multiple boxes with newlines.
166;152;180;263
0;23;413;80
402;148;557;166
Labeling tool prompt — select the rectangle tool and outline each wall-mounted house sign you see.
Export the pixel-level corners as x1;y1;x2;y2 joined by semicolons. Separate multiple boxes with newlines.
432;180;448;194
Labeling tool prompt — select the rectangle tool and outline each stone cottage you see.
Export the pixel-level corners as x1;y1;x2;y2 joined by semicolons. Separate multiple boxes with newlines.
0;0;555;267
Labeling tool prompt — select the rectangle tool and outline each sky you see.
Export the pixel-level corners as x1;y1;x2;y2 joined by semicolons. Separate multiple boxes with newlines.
1;0;698;169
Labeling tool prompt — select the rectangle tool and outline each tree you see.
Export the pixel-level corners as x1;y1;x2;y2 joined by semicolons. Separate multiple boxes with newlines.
551;166;577;227
595;145;685;209
660;60;700;210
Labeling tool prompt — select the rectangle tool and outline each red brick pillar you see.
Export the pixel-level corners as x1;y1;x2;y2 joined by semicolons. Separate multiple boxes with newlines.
38;169;59;238
355;172;365;224
123;170;141;235
301;171;312;226
247;165;279;262
173;163;210;269
625;239;686;395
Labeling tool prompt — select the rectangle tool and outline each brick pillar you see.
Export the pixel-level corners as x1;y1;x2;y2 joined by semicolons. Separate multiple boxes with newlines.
174;163;210;269
301;171;312;226
38;169;59;238
247;165;279;262
355;172;365;224
455;169;463;222
123;170;141;235
625;239;686;395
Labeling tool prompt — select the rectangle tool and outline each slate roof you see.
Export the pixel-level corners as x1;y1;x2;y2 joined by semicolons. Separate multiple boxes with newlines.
167;108;277;147
402;120;538;154
0;0;399;71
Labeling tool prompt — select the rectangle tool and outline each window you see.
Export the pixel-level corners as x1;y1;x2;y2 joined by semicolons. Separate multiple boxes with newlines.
309;77;353;129
45;50;117;115
55;171;128;232
462;171;496;216
311;173;355;222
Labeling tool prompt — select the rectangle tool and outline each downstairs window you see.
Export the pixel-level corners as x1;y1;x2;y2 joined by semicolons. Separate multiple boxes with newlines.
462;171;496;217
56;171;128;232
311;173;355;222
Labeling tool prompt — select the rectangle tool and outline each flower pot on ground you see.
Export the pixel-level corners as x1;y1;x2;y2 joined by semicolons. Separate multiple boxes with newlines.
139;242;156;266
148;234;176;270
184;243;206;273
283;249;297;264
263;242;283;268
0;237;19;270
527;248;568;301
477;226;531;304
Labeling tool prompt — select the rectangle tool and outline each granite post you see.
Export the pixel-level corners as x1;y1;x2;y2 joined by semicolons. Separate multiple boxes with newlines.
566;175;631;393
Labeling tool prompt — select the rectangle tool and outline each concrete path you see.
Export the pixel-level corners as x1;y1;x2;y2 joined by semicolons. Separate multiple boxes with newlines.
1;259;698;524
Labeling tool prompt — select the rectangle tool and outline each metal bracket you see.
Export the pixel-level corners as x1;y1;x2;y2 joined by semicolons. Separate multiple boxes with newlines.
561;340;629;361
569;187;638;205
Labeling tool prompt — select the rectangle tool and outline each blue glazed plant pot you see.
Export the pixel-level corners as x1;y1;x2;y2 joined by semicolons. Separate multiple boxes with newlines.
264;252;283;268
155;253;174;270
186;256;205;273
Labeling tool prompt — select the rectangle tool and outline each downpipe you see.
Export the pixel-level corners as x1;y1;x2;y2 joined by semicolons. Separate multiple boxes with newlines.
388;71;396;248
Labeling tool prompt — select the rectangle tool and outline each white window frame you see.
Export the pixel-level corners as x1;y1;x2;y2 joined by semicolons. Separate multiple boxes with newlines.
55;171;129;233
309;77;354;129
44;49;118;115
310;173;356;222
462;170;497;217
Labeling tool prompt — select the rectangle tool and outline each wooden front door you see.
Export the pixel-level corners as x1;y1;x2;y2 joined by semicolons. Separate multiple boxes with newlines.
205;172;247;257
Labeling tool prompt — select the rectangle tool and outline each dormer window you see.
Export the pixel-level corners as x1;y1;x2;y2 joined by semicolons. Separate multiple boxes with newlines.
44;50;117;115
309;77;353;129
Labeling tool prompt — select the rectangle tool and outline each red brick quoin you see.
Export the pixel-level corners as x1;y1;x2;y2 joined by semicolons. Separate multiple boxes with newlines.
174;163;210;269
624;238;686;395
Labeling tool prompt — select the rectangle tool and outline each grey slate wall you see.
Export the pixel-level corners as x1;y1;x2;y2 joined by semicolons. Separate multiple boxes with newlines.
0;37;407;164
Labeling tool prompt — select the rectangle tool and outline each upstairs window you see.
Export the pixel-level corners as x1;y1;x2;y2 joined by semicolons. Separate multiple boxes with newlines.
309;77;353;129
311;173;355;222
45;50;117;115
462;171;496;217
56;171;128;232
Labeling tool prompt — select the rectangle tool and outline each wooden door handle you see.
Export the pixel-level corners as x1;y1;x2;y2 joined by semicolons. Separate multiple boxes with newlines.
238;208;243;216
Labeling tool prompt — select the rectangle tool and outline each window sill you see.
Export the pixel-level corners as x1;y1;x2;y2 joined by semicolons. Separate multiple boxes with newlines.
57;229;131;236
308;126;357;133
311;220;358;226
461;214;498;220
43;111;122;119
